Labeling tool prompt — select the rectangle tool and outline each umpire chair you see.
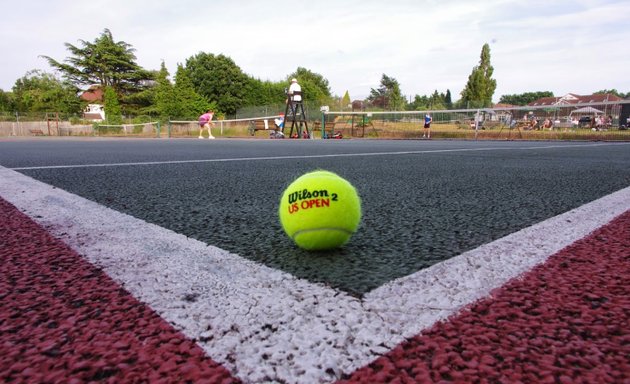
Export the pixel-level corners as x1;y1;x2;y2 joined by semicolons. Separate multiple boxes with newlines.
284;90;310;138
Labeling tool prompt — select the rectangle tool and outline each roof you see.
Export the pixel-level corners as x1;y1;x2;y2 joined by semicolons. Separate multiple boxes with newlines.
80;86;104;102
570;106;604;114
527;93;622;106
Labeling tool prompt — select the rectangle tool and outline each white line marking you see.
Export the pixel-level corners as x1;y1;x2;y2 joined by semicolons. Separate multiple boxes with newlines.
1;166;628;383
9;142;624;170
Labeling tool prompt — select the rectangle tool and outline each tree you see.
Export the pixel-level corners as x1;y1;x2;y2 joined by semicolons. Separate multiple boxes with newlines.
407;94;429;111
428;90;446;110
184;53;249;116
42;29;153;98
594;89;629;98
103;86;122;124
12;70;81;114
460;43;497;108
367;74;405;110
0;89;14;112
172;64;212;120
444;89;453;109
498;91;554;106
243;78;286;108
341;91;351;109
153;62;176;121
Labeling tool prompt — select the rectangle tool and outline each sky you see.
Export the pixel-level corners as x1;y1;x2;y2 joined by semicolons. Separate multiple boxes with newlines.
1;0;629;102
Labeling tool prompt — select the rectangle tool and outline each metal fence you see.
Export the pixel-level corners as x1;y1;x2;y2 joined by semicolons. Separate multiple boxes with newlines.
322;101;630;140
3;101;630;140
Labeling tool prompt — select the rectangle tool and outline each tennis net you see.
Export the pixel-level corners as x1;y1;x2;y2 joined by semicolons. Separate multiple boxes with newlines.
322;101;630;141
168;115;284;138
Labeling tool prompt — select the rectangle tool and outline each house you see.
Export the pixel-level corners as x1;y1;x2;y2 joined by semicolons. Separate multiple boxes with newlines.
83;104;105;121
527;93;622;107
80;85;104;103
526;93;622;124
80;85;105;121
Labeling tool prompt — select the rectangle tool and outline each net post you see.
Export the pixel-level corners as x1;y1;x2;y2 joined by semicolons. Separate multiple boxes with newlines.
474;109;480;140
156;121;161;138
320;106;329;139
168;120;172;138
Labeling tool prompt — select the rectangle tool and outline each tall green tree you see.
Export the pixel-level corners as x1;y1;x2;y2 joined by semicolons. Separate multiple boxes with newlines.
153;62;176;121
341;91;351;108
172;64;212;120
367;74;405;110
460;43;497;108
103;86;122;124
444;89;453;109
12;70;81;114
42;28;153;97
184;53;249;115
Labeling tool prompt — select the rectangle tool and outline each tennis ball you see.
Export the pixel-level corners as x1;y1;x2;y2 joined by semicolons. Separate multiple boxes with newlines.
279;170;361;251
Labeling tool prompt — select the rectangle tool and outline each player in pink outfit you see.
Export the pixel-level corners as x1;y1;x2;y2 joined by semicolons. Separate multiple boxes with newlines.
198;110;215;139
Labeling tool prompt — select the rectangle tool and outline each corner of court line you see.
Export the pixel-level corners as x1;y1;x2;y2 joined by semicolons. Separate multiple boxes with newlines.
0;195;241;383
337;208;630;383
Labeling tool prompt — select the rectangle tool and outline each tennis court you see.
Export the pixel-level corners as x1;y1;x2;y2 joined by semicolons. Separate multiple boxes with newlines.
1;137;629;383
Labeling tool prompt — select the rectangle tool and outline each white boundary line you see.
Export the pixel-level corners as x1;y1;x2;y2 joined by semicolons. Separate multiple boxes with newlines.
1;166;629;383
9;142;626;171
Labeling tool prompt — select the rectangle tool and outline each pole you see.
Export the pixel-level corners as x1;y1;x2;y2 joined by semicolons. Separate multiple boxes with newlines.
474;109;480;140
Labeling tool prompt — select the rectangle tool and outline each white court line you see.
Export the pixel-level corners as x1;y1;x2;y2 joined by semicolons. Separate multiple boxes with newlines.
1;166;629;383
9;142;624;170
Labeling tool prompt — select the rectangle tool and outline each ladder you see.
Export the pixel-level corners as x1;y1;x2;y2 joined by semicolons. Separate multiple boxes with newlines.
283;91;310;138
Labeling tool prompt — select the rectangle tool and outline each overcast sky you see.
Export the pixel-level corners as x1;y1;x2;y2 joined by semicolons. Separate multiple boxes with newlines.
1;0;628;101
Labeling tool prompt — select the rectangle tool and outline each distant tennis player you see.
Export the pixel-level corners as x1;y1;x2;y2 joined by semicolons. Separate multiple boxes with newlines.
423;113;432;139
198;109;215;139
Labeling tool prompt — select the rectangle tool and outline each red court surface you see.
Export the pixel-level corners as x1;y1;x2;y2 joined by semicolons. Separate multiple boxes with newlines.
1;195;629;383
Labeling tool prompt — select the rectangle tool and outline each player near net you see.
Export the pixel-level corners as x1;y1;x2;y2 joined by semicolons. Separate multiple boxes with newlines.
198;109;216;139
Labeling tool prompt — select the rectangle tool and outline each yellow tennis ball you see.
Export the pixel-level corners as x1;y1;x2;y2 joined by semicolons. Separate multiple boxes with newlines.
279;170;361;251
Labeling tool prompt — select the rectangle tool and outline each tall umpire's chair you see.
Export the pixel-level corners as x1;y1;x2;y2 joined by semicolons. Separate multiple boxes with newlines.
284;91;310;138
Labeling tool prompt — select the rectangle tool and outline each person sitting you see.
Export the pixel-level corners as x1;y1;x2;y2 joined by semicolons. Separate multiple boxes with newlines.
274;114;285;130
286;78;302;116
288;78;302;102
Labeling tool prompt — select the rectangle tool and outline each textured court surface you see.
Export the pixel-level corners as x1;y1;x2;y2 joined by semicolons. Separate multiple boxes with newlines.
1;137;629;383
2;139;630;295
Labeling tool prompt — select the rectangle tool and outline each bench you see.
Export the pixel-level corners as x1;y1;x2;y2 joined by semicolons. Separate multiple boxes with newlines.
30;129;45;136
312;120;342;138
311;120;336;131
248;119;280;136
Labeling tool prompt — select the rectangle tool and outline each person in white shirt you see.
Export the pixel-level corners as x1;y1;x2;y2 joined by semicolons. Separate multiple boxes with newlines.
288;78;302;102
286;78;302;118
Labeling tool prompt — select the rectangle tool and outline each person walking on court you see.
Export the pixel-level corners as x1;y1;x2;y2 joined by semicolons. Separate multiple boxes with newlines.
423;113;432;139
198;109;215;139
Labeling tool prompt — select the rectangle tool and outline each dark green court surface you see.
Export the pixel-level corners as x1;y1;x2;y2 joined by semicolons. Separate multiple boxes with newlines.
2;139;629;296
